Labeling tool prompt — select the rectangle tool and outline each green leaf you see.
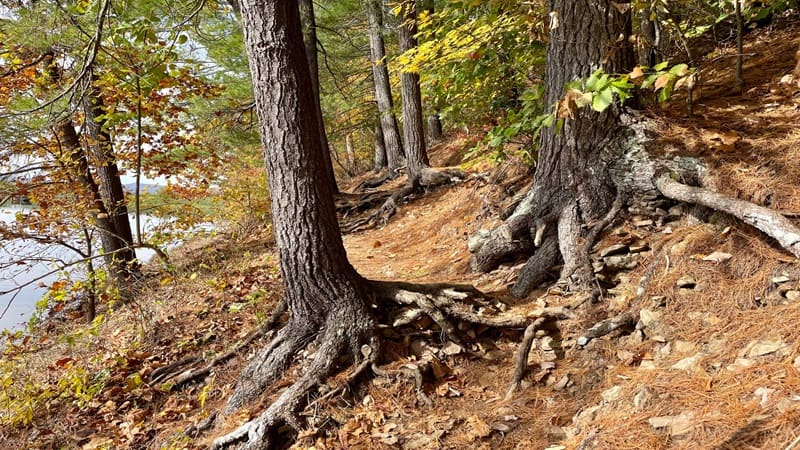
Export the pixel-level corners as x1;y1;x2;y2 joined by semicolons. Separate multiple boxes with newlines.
592;88;614;112
653;61;669;71
669;64;689;76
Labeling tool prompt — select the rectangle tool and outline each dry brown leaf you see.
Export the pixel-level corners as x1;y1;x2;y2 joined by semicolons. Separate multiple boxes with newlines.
466;415;493;441
654;74;671;91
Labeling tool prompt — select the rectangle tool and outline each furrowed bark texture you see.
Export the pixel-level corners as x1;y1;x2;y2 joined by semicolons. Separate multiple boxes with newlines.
367;0;405;170
299;0;339;194
373;123;388;171
232;0;372;411
398;0;429;186
526;0;634;285
470;0;636;294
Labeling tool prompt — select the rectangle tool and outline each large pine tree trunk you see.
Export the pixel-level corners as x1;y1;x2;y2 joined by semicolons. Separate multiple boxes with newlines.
470;0;636;294
367;0;405;171
227;0;373;414
299;0;340;194
398;0;429;186
533;0;634;284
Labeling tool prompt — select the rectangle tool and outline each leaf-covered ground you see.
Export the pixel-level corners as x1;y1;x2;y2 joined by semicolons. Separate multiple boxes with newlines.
3;19;800;450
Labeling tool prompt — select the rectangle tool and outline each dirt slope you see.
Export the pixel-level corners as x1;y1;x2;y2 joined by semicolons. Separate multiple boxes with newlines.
2;19;800;450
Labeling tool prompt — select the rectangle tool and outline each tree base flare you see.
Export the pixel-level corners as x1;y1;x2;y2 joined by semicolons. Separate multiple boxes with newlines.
209;281;572;449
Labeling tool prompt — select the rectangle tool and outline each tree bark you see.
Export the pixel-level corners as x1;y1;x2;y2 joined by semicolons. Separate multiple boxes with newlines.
469;0;636;295
299;0;340;194
228;0;373;417
366;0;405;171
44;52;136;283
57;118;131;282
398;0;429;186
427;113;442;145
373;123;388;171
85;77;138;281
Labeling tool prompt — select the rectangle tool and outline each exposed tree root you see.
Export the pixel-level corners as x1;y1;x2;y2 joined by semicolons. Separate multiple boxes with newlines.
656;173;800;258
213;311;374;450
334;190;393;217
353;167;400;191
506;317;546;399
341;167;466;233
577;312;636;347
210;281;574;449
149;300;287;389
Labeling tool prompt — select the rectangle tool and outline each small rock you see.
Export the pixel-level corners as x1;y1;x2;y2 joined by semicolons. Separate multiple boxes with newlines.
633;219;654;227
592;261;606;273
785;291;800;301
617;350;636;365
601;385;622;403
467;230;491;252
639;360;657;370
702;251;732;263
629;241;650;253
573;405;601;431
745;339;787;358
648;412;696;436
604;254;639;270
726;357;755;371
490;421;516;433
540;361;557;370
633;386;651;410
442;341;463;356
553;375;571;391
600;243;629;257
659;342;672;356
671;354;702;371
540;336;558;352
638;309;662;329
650;295;667;308
651;335;668;343
673;340;696;354
753;387;776;407
676;275;696;289
772;275;792;284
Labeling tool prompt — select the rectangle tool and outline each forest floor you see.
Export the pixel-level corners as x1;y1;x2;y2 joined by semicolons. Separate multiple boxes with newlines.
3;18;800;450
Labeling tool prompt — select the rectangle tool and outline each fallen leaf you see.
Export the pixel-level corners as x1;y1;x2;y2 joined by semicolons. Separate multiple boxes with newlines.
466;415;492;440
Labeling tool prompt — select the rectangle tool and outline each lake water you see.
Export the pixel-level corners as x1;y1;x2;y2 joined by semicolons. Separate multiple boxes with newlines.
0;206;164;331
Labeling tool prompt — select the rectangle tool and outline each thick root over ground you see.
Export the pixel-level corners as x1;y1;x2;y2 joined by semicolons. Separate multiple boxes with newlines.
341;167;466;233
209;280;570;449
